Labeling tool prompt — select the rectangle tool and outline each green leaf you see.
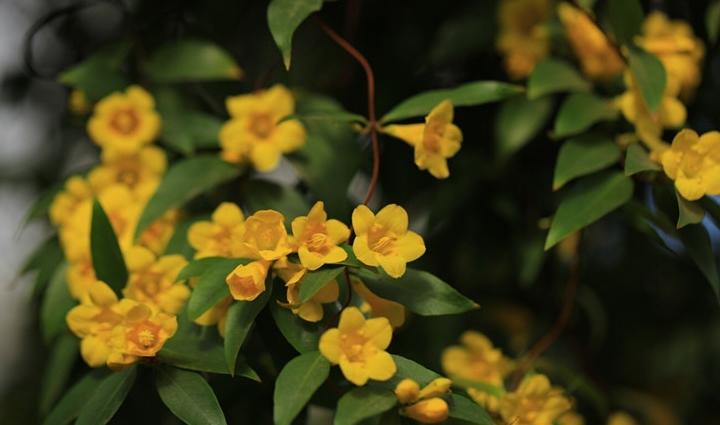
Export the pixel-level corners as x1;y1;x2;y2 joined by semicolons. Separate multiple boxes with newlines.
224;284;271;375
136;156;240;237
270;298;321;353
355;268;478;316
186;258;250;321
553;134;621;190
22;237;63;297
624;143;661;175
76;366;137;425
527;59;590;99
161;110;222;155
675;191;705;229
390;355;440;387
43;370;109;425
496;96;554;159
143;39;242;82
40;334;79;415
334;387;397;425
628;47;667;113
273;351;330;425
58;42;130;100
553;93;618;138
23;183;62;225
298;266;345;303
708;1;720;45
381;81;523;123
41;263;76;343
606;0;644;45
177;257;236;281
241;180;309;219
156;366;227;425
678;224;720;302
448;394;494;425
164;216;204;258
545;171;634;249
91;199;128;295
267;0;325;69
280;111;367;125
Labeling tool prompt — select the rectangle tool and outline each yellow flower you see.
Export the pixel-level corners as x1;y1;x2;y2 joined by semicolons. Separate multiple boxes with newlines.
107;302;177;369
636;11;705;99
66;281;124;367
353;278;406;328
188;202;246;258
277;260;339;322
558;411;585;425
194;296;233;337
318;306;396;386
49;176;93;227
351;204;425;278
123;246;190;315
87;85;161;153
66;256;98;300
557;3;625;80
226;260;270;301
496;0;551;79
69;89;89;115
219;84;306;172
394;378;452;423
237;209;292;261
137;209;179;255
607;412;639;425
383;100;463;179
88;146;167;202
291;201;349;270
660;129;720;201
498;374;572;425
615;72;686;152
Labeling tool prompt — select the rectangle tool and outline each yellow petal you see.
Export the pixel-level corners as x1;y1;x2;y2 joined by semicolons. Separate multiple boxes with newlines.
396;231;426;262
326;219;350;244
212;202;244;226
298;246;325;271
382;124;425;147
353;235;379;266
81;335;111;367
375;204;408;234
340;358;370;386
660;96;686;127
295;300;324;322
319;328;342;364
338;307;366;333
125;246;155;272
675;176;705;201
313;280;340;303
364;317;393;350
426;100;454;126
88;281;118;307
377;254;407;278
365;351;396;381
323;245;348;265
352;205;375;235
250;142;282;172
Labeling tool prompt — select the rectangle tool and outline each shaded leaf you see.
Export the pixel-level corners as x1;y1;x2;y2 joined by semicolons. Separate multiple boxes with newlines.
76;366;137;425
628;47;667;113
242;180;309;219
298;266;344;304
334;387;397;425
553;93;618;138
143;39;242;82
267;0;325;69
496;96;554;159
186;258;249;321
553;134;621;190
224;284;271;375
708;1;720;45
606;0;644;45
43;370;109;425
161;110;222;155
41;263;76;343
527;59;589;99
448;394;494;425
40;334;79;415
281;111;367;125
91;199;128;295
58;42;130;100
156;366;227;425
624;143;661;175
675;191;705;229
273;351;330;425
270;297;321;353
678;224;720;302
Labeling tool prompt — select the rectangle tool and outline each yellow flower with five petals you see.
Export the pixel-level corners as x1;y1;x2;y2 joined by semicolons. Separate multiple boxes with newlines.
107;302;177;369
188;202;246;258
123;246;190;315
660;129;720;201
498;374;572;425
237;209;292;261
226;260;270;301
276;259;339;322
291;201;350;270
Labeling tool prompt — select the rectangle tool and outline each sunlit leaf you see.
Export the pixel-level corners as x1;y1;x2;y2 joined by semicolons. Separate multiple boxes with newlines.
143;39;242;82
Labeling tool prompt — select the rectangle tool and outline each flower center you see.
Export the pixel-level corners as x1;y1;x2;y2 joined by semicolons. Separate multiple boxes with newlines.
228;274;257;298
249;113;275;139
307;232;329;252
128;321;161;349
110;109;140;135
118;170;139;187
340;330;370;362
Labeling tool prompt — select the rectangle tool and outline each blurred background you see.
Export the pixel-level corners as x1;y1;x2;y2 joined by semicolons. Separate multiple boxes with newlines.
2;0;720;423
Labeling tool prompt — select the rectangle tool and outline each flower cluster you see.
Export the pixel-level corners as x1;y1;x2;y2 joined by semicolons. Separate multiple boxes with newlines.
51;86;187;367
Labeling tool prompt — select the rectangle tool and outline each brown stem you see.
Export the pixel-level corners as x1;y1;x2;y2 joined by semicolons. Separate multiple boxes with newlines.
511;250;581;388
316;17;380;206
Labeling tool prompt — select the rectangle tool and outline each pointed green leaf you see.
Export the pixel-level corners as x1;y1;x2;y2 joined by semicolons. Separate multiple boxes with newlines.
355;268;478;316
334;387;397;425
58;42;130;100
76;366;137;425
448;394;494;425
273;351;330;425
143;39;242;82
527;59;590;99
545;171;634;249
676;191;705;229
136;156;240;237
389;355;440;387
270;299;321;353
267;0;325;69
161;110;222;155
43;370;109;425
91;199;128;294
678;224;720;302
624;143;661;175
40;334;79;415
298;266;345;304
241;180;309;219
496;96;554;159
177;257;237;282
553;134;621;190
156;366;227;425
186;258;250;321
628;47;667;113
554;93;618;138
224;284;272;374
381;81;523;123
280;111;367;125
41;263;76;343
606;0;644;45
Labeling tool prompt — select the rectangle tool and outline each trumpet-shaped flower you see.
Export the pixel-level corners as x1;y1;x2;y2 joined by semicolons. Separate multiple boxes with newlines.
219;84;306;172
226;260;269;301
352;279;406;328
123;246;189;315
237;209;292;261
276;260;339;322
496;0;551;79
291;201;349;270
318;307;396;386
107;302;177;369
352;204;425;278
188;202;246;258
87;85;161;153
660;129;720;201
558;3;625;80
383;100;462;179
498;374;572;425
